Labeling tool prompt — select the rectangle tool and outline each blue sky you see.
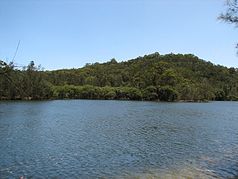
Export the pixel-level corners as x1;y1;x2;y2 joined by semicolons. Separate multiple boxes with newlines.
0;0;237;70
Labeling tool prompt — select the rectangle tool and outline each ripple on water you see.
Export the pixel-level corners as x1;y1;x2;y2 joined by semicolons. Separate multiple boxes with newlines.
0;101;238;178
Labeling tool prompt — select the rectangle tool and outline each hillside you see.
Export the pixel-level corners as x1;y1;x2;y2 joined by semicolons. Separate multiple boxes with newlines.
1;53;238;101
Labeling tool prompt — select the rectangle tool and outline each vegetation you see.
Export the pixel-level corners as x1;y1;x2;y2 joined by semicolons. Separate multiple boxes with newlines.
1;53;238;101
219;0;238;50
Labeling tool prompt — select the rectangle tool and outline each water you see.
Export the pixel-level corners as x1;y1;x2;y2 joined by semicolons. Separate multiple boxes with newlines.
0;100;238;178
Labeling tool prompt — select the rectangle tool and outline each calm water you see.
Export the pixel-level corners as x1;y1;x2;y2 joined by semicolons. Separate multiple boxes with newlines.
0;100;238;178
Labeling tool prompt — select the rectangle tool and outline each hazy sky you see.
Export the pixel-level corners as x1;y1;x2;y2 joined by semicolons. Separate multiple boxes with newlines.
0;0;237;70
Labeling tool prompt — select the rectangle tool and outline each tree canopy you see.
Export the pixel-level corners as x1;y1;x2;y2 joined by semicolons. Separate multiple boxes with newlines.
1;53;238;101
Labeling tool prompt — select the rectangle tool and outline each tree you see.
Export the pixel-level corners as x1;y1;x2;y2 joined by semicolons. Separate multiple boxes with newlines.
219;0;238;25
1;53;238;101
158;86;178;102
219;0;238;49
0;60;19;99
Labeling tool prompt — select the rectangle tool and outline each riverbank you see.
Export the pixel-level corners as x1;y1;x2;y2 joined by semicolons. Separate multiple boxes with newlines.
0;97;230;102
1;96;237;102
2;84;235;102
1;53;238;103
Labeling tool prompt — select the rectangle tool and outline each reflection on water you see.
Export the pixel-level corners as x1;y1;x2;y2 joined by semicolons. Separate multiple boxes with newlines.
0;100;238;178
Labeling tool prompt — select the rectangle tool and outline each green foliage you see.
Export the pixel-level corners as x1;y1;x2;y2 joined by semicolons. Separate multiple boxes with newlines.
142;86;158;101
0;61;52;100
158;86;178;102
1;52;238;101
104;90;116;100
51;85;142;100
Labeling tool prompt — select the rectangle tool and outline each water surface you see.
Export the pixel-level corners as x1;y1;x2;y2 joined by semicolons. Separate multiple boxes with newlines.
0;100;238;178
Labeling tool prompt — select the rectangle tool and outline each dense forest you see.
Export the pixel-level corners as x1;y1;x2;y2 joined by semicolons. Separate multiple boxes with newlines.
0;53;238;101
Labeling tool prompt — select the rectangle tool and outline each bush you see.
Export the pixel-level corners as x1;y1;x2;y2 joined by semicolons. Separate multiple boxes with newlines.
158;86;178;101
142;86;158;101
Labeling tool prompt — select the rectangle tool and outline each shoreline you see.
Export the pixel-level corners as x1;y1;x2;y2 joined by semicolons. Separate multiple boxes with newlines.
1;98;237;102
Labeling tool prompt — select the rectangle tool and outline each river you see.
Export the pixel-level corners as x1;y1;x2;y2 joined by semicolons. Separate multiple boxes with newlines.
0;100;238;178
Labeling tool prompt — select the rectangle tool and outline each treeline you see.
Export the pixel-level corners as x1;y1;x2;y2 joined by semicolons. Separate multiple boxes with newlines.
0;61;51;100
1;52;238;101
52;85;178;101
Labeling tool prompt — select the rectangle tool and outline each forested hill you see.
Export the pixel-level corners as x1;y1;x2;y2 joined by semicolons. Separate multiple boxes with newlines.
1;53;238;101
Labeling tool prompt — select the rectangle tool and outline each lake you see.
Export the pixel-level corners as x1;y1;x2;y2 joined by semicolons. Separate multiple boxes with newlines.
0;100;238;178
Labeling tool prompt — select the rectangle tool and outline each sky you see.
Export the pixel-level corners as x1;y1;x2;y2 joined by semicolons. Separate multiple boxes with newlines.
0;0;237;70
